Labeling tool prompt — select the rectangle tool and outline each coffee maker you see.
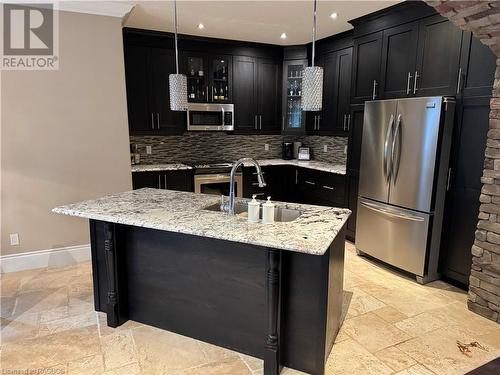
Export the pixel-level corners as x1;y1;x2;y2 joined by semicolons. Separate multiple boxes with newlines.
282;142;293;160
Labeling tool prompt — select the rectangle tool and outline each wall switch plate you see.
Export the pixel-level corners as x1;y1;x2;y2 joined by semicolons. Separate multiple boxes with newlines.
264;144;270;151
323;145;328;153
9;233;19;246
146;145;152;155
344;145;348;154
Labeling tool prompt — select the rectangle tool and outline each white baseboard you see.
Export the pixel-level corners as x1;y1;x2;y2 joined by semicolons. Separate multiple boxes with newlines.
0;244;91;273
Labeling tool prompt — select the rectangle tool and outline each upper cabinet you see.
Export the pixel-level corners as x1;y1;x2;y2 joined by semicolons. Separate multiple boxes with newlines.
182;53;232;103
414;15;463;97
233;56;281;134
351;32;383;103
352;15;464;102
124;44;185;135
282;59;307;134
458;31;496;98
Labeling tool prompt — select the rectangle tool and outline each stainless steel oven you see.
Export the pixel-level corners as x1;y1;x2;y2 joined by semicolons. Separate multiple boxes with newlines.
187;103;234;131
194;173;242;196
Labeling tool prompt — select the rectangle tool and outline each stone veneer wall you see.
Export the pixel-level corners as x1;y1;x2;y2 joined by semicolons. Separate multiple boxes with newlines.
130;134;348;165
426;0;500;323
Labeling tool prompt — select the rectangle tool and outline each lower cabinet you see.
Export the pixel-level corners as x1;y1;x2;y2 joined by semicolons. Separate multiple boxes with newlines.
243;166;347;209
346;175;359;242
132;170;193;192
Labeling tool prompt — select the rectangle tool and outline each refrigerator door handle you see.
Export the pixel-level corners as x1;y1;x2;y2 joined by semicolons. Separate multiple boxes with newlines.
360;200;425;222
391;114;402;183
383;114;395;182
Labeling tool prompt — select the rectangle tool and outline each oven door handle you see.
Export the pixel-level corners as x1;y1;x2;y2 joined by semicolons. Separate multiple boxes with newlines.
221;107;225;127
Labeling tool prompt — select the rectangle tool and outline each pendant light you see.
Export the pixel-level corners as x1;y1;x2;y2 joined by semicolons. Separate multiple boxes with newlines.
302;0;323;111
169;0;188;111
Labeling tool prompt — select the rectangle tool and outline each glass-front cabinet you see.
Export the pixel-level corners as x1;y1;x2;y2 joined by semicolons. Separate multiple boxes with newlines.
183;53;232;103
282;59;307;133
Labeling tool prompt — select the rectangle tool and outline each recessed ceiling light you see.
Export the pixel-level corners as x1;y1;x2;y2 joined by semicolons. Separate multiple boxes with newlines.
280;32;287;40
197;23;205;30
330;12;338;19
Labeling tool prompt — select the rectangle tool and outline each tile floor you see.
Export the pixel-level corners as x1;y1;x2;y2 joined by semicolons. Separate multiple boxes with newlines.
1;241;500;374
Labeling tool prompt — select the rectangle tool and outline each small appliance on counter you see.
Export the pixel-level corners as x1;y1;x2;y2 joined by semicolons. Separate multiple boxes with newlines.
130;143;140;165
297;146;311;161
282;142;293;160
293;141;302;159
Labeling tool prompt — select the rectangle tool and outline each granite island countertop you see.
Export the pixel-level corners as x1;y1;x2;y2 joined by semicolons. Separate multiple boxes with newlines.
131;163;192;172
53;188;350;256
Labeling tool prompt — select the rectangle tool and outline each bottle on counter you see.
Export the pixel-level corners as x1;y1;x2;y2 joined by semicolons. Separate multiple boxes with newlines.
262;196;275;224
247;194;260;223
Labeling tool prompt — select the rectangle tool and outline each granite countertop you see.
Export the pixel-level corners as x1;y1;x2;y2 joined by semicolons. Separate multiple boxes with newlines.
131;163;192;172
131;159;346;175
53;188;350;256
249;159;346;174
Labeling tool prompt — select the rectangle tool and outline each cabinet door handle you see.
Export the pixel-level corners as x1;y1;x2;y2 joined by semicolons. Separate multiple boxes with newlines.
456;67;463;94
151;113;155;129
259;115;262;130
323;185;334;190
158;175;161;189
164;174;167;189
347;114;351;131
305;180;316;186
211;86;214;101
317;115;321;130
206;86;208;100
343;114;347;131
254;115;257;130
372;80;378;100
282;116;285;130
406;72;413;95
413;71;419;94
156;113;160;129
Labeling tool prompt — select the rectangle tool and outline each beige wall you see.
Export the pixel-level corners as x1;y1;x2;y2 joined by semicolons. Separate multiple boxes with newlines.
1;11;132;256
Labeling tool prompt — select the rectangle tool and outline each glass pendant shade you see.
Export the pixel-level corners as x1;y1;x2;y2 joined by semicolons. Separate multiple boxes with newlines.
302;66;323;111
169;73;188;111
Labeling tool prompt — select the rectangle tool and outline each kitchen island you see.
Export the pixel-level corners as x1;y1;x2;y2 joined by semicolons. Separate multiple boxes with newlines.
53;188;350;375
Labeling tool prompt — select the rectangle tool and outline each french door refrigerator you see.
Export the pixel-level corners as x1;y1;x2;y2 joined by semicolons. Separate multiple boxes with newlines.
356;96;455;284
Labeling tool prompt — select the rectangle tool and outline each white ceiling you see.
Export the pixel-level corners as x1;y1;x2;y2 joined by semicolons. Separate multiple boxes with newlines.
124;0;402;45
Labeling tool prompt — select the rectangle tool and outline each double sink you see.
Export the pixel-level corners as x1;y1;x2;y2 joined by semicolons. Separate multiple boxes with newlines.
203;201;301;222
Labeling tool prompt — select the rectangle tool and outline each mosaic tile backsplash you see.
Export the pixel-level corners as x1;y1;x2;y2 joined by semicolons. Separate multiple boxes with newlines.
130;133;348;165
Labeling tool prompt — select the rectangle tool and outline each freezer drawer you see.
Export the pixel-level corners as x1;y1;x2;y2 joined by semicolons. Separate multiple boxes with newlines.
355;197;431;277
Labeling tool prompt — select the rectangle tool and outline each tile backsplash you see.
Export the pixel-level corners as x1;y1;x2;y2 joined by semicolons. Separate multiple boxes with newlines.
130;133;348;165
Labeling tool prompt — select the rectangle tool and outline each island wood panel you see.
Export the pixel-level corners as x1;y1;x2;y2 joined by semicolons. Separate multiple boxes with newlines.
89;219;346;375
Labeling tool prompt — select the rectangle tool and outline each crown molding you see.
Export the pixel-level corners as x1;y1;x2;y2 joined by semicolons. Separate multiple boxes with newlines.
4;1;136;19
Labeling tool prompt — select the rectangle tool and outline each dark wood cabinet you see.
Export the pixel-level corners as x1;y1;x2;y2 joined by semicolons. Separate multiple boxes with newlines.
458;32;496;98
346;175;359;241
243;166;294;202
182;53;232;103
233;56;281;134
124;45;185;135
296;168;346;207
441;97;490;286
414;15;463;97
380;22;419;98
351;31;383;103
132;170;193;192
124;45;153;133
282;59;308;134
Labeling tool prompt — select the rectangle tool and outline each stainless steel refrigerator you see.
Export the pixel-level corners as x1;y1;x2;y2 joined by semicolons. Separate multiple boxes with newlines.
355;96;455;284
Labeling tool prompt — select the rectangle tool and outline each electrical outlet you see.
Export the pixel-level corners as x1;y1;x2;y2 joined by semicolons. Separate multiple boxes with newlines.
344;145;348;154
264;144;270;151
146;145;152;155
9;233;19;246
323;145;328;153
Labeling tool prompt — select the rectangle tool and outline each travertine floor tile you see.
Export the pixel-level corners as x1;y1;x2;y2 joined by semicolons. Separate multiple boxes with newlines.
345;287;386;319
342;312;411;353
375;345;417;372
394;309;453;337
396;325;500;375
13;287;68;315
176;358;252;375
37;311;97;337
103;362;142;375
372;306;408;323
1;325;100;369
393;364;436;375
326;339;393;375
101;330;137;370
197;340;239;363
0;312;39;344
132;325;207;373
239;353;263;372
67;354;105;374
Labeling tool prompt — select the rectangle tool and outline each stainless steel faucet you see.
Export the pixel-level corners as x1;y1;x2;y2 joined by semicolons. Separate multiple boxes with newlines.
222;158;266;214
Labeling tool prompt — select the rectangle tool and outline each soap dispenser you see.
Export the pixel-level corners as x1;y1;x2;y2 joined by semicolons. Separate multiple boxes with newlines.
262;196;275;224
247;194;260;223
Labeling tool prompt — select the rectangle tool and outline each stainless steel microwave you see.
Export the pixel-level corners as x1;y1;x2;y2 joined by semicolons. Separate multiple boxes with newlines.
187;103;234;131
